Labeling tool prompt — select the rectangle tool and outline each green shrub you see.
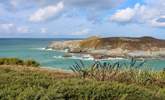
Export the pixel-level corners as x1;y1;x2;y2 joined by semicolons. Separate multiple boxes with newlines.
70;59;165;87
0;67;164;100
70;59;146;80
24;60;40;67
0;58;40;67
0;58;164;99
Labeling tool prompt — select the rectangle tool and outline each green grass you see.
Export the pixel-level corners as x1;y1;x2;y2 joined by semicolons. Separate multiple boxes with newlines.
70;59;165;87
0;66;165;100
0;58;164;99
0;58;40;67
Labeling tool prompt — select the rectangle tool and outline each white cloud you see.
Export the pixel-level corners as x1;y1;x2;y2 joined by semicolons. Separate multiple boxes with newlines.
7;0;39;10
17;26;29;33
72;29;90;35
0;23;29;33
10;0;18;7
0;23;16;33
151;16;165;27
29;1;64;22
40;28;47;33
110;4;152;23
110;0;165;27
27;0;124;22
111;7;135;23
64;0;124;10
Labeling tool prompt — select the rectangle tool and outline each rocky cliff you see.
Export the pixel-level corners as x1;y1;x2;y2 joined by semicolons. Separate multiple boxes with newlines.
48;36;165;58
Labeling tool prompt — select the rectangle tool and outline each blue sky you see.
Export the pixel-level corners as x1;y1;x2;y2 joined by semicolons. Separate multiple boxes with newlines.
0;0;164;38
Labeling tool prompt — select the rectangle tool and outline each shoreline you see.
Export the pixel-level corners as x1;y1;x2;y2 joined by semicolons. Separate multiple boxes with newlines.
35;46;165;60
47;36;165;60
43;47;165;61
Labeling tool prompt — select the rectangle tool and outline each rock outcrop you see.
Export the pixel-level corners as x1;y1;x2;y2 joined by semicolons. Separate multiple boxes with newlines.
48;36;165;58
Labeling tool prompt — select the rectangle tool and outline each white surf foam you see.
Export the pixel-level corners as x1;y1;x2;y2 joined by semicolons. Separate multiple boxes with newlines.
53;55;94;61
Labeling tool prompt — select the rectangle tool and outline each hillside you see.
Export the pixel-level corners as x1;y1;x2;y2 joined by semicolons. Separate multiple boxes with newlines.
78;36;165;50
0;62;165;99
48;36;165;58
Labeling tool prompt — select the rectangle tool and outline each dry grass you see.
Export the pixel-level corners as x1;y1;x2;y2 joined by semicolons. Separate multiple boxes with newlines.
0;62;165;99
78;36;165;50
0;65;74;79
70;59;165;88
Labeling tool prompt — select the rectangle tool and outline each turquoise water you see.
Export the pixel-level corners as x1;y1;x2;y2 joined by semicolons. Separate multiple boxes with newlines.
0;38;165;70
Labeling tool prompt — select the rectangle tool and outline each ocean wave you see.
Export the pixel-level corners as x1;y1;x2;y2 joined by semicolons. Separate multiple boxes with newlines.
53;55;94;61
107;57;124;60
31;48;46;50
91;57;124;61
53;56;64;59
31;48;59;51
53;54;125;61
72;56;94;60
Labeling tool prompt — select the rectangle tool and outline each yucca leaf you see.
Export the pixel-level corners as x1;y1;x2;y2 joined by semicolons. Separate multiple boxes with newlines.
79;60;85;68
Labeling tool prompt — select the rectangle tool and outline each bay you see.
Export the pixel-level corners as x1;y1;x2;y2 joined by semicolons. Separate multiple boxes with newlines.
0;38;165;70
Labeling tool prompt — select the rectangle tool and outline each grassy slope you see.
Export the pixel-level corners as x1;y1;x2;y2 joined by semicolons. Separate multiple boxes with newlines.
79;36;165;50
0;66;165;100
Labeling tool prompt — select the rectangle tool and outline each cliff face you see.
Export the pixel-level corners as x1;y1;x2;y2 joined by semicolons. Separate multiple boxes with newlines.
48;36;165;57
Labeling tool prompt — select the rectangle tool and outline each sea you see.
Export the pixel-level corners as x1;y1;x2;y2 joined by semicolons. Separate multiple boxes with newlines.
0;38;165;71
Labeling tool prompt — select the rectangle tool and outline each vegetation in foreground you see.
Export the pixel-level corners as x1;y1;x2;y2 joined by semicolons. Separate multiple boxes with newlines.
0;58;40;67
0;58;164;100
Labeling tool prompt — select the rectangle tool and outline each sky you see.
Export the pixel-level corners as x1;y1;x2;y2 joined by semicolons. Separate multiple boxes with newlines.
0;0;164;38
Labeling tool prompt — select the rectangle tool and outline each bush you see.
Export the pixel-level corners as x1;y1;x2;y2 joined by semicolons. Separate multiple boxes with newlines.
0;67;164;100
0;58;164;99
70;59;165;87
0;58;40;67
24;60;40;67
70;59;144;79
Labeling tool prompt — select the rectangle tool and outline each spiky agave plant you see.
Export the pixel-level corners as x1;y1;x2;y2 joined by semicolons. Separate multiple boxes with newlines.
89;61;122;81
122;58;152;84
70;60;123;80
70;60;90;78
70;58;147;81
130;58;146;68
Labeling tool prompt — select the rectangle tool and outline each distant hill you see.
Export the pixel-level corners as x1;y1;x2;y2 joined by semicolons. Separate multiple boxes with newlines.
48;36;165;58
78;36;165;51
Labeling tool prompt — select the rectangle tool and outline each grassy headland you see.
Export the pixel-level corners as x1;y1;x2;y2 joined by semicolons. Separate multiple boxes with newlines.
48;36;165;59
0;58;165;99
